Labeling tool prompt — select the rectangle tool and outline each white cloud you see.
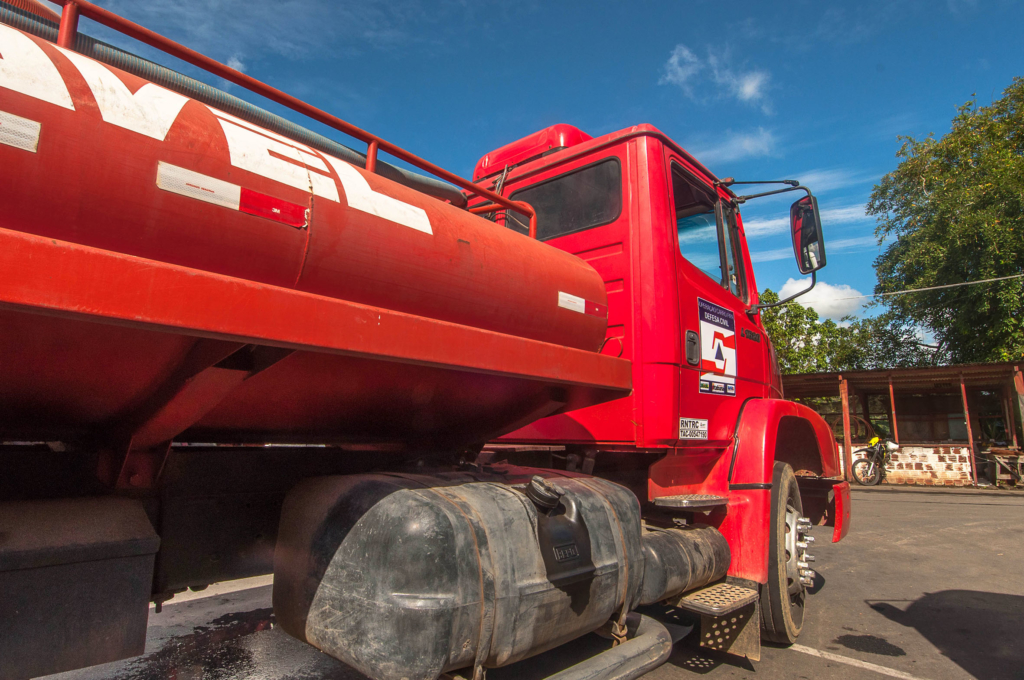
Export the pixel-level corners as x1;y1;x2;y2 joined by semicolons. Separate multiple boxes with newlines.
688;128;777;165
791;168;878;193
659;44;772;113
706;50;771;113
659;45;703;96
226;55;246;73
828;235;878;250
743;204;872;239
93;0;435;64
779;278;864;319
750;246;793;263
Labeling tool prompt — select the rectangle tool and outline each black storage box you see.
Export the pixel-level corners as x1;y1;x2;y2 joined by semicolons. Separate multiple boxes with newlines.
0;497;160;680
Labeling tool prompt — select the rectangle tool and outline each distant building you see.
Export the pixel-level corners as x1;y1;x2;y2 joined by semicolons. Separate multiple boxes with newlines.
783;362;1024;486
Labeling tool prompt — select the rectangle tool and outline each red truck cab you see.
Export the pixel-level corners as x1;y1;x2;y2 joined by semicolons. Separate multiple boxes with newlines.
473;123;850;638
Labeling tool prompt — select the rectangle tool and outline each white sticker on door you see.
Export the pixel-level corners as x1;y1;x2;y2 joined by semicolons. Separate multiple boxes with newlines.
698;297;736;396
679;418;709;440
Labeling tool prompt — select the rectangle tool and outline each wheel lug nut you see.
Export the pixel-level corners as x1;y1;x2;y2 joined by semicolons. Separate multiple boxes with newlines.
802;554;816;562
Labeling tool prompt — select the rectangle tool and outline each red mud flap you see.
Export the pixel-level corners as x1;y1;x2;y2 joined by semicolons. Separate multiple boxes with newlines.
830;481;851;543
795;477;851;542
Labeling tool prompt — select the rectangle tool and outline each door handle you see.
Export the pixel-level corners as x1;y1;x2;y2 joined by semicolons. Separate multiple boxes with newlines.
685;330;700;366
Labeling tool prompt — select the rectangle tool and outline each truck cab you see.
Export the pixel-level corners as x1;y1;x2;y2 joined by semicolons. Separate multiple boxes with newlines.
472;122;848;598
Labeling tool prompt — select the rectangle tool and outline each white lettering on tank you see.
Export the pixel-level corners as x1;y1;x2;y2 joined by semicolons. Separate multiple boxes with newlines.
56;47;188;141
322;154;432;235
0;24;74;110
215;116;340;202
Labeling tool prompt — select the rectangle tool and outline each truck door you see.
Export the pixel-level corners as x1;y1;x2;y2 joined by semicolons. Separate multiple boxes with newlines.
668;157;766;441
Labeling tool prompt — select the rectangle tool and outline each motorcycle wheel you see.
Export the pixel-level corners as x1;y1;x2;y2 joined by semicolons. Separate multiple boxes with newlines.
852;458;882;486
760;462;806;644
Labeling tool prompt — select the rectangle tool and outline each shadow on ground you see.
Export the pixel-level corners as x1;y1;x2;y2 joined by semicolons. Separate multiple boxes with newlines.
869;589;1024;680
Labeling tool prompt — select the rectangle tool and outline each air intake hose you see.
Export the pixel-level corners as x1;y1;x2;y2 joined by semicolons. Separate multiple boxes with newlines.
0;0;468;207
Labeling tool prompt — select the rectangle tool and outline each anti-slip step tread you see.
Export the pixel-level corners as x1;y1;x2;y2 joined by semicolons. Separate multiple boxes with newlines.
652;494;728;509
674;582;760;616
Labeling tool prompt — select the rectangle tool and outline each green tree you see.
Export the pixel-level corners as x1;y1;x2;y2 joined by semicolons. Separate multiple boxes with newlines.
759;291;942;374
867;77;1024;363
759;289;864;374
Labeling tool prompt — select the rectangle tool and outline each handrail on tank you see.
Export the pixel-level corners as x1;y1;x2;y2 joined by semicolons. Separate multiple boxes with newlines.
45;0;538;239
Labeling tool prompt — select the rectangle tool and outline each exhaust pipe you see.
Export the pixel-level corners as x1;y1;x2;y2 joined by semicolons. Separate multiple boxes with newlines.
544;614;673;680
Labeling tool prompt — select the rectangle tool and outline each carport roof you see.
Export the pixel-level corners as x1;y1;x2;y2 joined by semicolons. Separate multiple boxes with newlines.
782;361;1023;399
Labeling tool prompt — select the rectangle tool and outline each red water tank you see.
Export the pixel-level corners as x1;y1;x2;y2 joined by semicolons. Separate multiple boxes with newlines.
0;25;608;351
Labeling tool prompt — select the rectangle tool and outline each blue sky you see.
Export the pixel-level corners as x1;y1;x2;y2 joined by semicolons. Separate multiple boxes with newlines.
87;0;1024;319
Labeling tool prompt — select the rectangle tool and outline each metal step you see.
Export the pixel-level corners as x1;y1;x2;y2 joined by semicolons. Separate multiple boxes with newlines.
652;494;728;509
673;582;760;616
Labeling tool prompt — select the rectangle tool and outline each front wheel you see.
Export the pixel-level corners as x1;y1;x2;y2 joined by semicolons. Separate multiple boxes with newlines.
760;462;806;644
852;458;882;486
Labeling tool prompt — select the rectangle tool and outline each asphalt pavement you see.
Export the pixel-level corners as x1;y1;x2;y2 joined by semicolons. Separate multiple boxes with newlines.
45;485;1024;680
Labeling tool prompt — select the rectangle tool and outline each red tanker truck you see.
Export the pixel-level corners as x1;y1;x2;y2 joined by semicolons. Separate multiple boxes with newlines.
0;2;849;679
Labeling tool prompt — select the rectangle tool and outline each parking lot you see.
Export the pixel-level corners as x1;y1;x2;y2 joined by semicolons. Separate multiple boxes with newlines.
49;486;1024;680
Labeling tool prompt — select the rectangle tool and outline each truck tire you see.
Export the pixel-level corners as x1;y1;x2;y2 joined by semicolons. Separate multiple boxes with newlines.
760;462;806;644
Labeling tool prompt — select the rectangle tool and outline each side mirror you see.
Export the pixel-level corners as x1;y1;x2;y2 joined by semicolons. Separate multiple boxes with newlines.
790;195;826;274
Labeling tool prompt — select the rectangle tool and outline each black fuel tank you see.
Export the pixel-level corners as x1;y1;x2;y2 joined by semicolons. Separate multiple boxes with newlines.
273;467;728;680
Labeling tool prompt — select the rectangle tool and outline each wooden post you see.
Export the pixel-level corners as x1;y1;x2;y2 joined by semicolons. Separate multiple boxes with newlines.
839;376;853;482
1014;367;1024;447
888;376;900;444
860;392;871;439
960;374;978;487
1003;383;1018;448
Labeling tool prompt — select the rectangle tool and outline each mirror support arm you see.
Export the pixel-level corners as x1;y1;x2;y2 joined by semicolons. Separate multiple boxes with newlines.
733;184;813;204
748;271;816;316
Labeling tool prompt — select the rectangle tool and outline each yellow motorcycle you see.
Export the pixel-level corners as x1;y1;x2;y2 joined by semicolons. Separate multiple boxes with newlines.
851;436;900;486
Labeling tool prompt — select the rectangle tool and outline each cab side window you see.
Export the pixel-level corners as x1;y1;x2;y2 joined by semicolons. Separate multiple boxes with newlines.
672;164;746;302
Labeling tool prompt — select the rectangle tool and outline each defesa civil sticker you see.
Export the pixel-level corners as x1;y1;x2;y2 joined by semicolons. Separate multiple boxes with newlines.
679;418;709;440
697;298;737;396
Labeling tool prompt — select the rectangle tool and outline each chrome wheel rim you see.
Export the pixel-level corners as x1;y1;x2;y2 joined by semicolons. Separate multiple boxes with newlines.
784;503;803;597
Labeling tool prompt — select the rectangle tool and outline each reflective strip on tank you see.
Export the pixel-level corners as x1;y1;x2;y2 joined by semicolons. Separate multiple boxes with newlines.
239;187;308;228
0;110;41;152
156;162;309;228
558;291;607;318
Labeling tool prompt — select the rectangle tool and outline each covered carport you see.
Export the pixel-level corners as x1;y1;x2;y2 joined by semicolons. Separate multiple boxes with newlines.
782;362;1024;486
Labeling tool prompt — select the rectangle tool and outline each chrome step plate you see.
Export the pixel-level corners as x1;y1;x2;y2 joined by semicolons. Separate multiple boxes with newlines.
673;582;760;616
652;494;728;509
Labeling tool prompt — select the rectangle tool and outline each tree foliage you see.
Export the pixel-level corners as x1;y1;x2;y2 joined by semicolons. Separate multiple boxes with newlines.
867;77;1024;363
759;289;944;374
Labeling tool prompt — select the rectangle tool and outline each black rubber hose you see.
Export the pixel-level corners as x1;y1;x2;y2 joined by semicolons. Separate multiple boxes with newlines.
544;614;673;680
0;1;468;207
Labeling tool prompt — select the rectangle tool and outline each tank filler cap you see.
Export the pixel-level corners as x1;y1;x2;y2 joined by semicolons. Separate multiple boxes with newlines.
526;475;565;509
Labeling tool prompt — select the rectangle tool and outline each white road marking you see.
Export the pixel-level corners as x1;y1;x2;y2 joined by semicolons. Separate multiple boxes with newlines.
790;644;930;680
150;574;274;608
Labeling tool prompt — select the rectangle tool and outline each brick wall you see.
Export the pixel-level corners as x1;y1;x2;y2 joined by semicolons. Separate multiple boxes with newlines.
840;445;974;486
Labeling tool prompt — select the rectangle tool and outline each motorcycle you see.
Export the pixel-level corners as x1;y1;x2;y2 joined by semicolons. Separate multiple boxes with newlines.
851;437;900;486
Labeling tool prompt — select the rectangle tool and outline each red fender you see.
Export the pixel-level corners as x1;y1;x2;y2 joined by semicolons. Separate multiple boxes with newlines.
731;398;842;485
650;398;845;583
